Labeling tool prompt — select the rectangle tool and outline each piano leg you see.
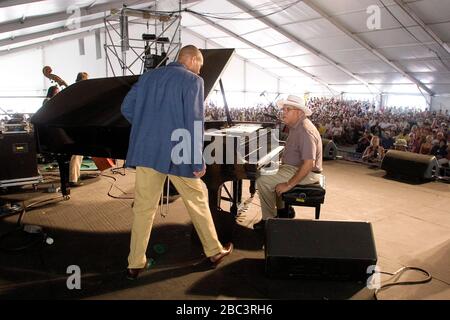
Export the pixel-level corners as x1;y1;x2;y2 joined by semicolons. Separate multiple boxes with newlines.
208;185;221;214
249;180;256;197
230;180;241;216
237;180;243;203
56;155;71;199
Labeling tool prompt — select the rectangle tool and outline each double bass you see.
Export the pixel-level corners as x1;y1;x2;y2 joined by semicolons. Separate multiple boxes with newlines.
42;66;68;88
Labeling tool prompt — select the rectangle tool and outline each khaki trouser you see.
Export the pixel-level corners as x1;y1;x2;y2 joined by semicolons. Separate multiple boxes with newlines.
128;166;223;269
256;164;321;220
69;155;83;183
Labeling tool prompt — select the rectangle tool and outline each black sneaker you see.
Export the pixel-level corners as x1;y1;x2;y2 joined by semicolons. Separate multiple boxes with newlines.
253;220;266;230
277;206;295;218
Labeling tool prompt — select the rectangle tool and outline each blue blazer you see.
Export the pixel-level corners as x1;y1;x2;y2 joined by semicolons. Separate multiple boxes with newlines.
121;62;205;178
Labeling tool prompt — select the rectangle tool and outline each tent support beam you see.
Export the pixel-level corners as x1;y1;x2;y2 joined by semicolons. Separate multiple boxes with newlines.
182;26;283;83
188;12;336;93
0;0;155;34
0;0;43;8
226;0;379;93
393;0;450;55
302;0;434;96
0;17;106;48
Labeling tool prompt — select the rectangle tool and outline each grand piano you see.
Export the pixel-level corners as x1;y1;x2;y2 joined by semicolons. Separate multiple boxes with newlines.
31;49;284;227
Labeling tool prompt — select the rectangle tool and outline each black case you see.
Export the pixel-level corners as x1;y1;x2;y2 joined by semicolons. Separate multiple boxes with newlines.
0;132;39;181
265;219;378;281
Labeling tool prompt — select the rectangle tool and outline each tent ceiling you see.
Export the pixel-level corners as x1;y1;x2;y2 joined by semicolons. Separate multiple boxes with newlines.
0;0;449;95
0;0;79;23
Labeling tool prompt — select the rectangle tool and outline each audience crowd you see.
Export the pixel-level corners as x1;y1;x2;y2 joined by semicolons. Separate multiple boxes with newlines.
205;97;449;171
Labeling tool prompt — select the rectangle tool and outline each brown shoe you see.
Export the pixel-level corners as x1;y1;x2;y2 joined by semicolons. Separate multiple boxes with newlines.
209;243;233;267
126;259;153;280
126;268;141;280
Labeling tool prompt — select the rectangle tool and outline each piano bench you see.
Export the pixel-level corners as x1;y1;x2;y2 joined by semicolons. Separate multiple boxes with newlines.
281;175;326;220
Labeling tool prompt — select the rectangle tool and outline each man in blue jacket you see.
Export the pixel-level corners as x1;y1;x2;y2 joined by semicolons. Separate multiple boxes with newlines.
121;45;233;280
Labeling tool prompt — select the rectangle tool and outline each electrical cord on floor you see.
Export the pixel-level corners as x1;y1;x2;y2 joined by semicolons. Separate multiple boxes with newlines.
100;172;134;200
110;166;127;176
0;196;63;252
373;266;432;300
0;224;48;252
25;196;65;210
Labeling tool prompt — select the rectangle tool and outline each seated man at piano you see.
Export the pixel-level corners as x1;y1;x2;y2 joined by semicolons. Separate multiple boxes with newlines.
255;95;323;228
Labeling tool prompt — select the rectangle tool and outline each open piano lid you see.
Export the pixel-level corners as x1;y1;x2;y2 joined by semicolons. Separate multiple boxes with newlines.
31;48;235;127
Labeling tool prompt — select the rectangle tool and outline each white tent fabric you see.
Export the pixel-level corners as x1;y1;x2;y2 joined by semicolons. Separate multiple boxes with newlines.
0;0;449;112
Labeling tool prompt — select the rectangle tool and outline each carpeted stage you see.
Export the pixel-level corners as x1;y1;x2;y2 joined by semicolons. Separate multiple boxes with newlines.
0;160;449;300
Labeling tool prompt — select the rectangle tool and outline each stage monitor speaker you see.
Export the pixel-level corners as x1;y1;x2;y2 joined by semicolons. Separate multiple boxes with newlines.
265;219;377;281
381;150;438;181
322;138;337;160
0;132;39;181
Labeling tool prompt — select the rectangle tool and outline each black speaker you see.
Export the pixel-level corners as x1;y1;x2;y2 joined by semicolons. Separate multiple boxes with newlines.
265;219;377;281
381;150;439;181
322;138;337;160
0;133;39;181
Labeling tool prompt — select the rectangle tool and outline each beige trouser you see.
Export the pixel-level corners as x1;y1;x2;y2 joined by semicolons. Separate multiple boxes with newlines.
256;164;321;220
128;166;223;269
69;155;83;183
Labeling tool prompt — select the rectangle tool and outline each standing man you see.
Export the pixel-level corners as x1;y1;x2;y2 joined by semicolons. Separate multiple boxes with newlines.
256;95;322;227
69;72;89;187
121;45;233;280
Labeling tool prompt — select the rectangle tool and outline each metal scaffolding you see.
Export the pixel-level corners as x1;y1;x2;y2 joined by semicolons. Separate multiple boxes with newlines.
103;3;182;77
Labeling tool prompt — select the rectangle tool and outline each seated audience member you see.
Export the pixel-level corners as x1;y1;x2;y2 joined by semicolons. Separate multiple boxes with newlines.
362;136;385;163
431;139;449;167
431;131;442;146
419;135;433;155
440;122;448;137
393;139;408;152
318;122;327;137
395;129;410;144
331;120;344;144
381;130;395;150
356;131;371;154
411;133;423;153
371;125;381;138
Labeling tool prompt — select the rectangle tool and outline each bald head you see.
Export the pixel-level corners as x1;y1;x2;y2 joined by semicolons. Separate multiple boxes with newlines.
178;45;201;60
177;45;203;75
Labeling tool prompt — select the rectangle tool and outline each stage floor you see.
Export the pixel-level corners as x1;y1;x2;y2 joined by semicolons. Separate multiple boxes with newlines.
0;160;449;300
